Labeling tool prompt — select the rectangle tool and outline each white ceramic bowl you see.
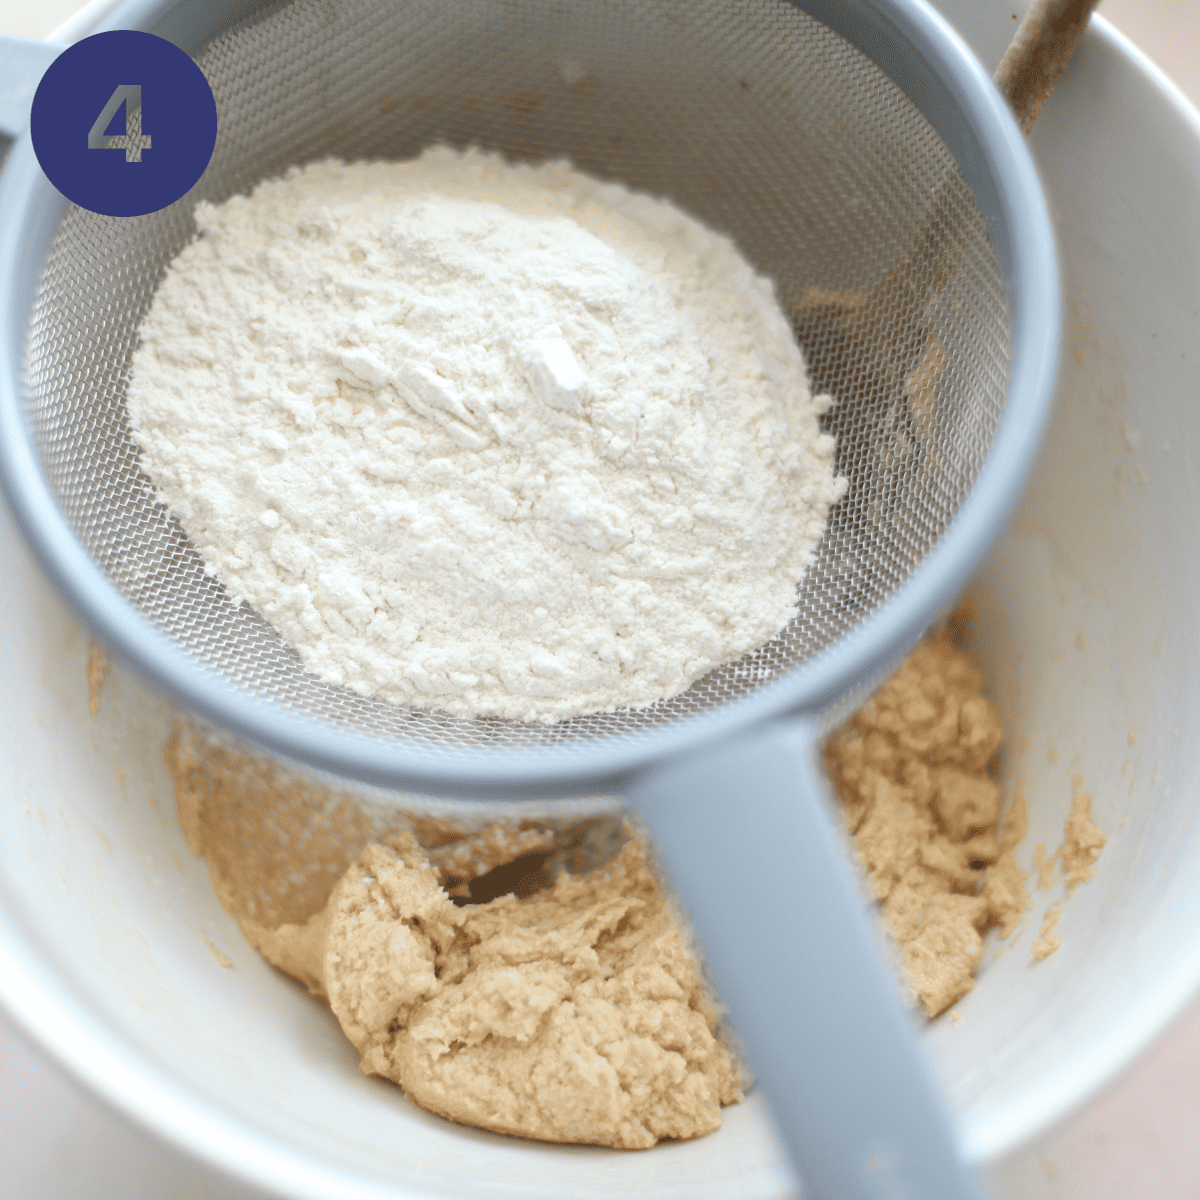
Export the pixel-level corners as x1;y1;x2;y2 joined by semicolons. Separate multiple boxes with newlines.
1;6;1199;1198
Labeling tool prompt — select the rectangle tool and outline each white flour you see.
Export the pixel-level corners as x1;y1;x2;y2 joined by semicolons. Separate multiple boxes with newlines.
127;147;845;722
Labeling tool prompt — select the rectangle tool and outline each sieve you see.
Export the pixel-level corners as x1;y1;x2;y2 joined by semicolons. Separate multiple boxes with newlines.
0;1;1059;1197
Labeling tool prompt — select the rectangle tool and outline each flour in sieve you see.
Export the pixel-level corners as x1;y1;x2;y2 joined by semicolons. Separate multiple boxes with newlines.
127;147;845;722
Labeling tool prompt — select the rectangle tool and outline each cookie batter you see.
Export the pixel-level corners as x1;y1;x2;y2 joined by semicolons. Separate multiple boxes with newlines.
1028;774;1107;961
168;727;745;1149
824;611;1031;1016
263;833;745;1148
1062;775;1106;892
170;609;1100;1143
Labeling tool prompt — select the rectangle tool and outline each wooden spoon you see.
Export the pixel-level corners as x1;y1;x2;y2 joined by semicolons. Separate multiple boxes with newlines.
998;0;1101;133
792;0;1102;451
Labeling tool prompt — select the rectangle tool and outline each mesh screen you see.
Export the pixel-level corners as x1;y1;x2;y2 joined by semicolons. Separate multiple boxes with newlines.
24;0;1009;757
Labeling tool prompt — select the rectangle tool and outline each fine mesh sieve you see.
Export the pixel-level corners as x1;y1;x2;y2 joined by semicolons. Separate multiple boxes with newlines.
0;2;1059;1198
21;0;1012;763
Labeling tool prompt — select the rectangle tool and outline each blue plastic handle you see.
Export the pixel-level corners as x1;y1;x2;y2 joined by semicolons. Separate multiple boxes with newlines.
627;720;988;1200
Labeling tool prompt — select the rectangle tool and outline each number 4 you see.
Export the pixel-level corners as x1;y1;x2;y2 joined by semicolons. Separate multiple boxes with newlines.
88;85;152;163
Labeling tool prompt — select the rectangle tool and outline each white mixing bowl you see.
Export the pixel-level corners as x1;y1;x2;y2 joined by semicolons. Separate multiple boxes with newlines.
2;4;1199;1197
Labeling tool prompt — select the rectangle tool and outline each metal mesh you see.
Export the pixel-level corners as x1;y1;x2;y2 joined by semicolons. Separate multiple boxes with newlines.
24;0;1009;757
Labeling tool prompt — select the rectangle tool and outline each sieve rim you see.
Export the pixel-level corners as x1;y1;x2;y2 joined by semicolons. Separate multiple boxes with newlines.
0;0;1060;798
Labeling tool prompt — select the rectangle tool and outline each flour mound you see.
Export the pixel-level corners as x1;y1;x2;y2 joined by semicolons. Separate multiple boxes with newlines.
128;147;845;722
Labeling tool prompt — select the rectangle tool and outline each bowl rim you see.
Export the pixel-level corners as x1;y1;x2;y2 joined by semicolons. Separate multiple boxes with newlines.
954;11;1200;1163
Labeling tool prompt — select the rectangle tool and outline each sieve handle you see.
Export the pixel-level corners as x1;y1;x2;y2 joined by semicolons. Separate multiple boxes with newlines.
626;720;987;1200
0;37;66;141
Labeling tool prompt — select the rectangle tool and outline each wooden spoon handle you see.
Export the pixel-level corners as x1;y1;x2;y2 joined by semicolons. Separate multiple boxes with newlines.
995;0;1104;132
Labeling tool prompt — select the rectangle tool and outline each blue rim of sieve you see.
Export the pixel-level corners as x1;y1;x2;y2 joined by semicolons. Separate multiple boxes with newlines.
0;0;1060;799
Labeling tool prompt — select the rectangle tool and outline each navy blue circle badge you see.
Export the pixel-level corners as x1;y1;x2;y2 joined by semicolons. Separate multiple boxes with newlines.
30;30;217;218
